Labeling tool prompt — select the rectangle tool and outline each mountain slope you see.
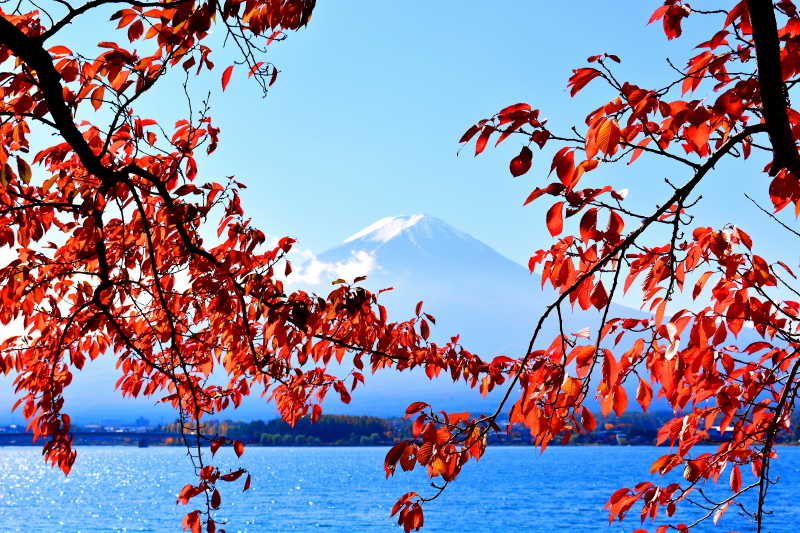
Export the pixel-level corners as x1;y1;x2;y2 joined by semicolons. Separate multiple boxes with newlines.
294;214;648;416
0;214;680;424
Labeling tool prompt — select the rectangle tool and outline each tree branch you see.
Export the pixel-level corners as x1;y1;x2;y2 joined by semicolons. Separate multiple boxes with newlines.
491;123;767;420
746;0;800;175
41;0;194;41
0;15;119;188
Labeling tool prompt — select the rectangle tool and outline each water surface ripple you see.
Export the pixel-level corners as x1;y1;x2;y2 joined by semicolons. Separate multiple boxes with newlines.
0;446;797;532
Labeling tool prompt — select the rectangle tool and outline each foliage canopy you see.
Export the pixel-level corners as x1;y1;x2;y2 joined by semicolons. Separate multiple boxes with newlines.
389;2;800;533
4;1;800;533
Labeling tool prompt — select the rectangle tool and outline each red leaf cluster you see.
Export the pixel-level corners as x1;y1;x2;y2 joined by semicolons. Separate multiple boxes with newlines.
437;2;800;531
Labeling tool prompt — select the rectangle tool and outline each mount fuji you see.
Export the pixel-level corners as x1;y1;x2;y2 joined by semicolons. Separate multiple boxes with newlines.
300;213;624;353
287;214;644;417
304;213;564;355
0;214;647;424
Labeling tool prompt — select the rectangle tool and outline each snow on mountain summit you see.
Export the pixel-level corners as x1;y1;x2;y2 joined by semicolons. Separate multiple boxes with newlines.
319;214;518;272
343;214;426;244
340;214;475;249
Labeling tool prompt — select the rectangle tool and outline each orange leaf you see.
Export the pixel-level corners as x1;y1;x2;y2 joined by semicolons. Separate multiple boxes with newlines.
90;86;105;111
595;118;621;156
636;378;653;412
222;65;234;91
612;386;628;417
730;464;742;493
581;406;596;432
48;46;73;56
546;202;565;236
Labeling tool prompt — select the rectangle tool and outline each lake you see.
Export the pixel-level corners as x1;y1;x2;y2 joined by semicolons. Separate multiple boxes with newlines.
0;445;798;532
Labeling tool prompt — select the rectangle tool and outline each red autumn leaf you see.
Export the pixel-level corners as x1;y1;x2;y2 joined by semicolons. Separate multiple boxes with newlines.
384;441;409;478
590;280;608;310
48;45;73;56
498;103;532;115
233;440;245;458
546;202;565;236
581;406;596;432
523;183;565;206
420;319;430;340
399;444;417;472
693;271;714;300
636;378;653;412
579;208;598;241
567;68;603;97
405;401;429;418
731;465;742;493
412;415;425;437
219;469;245;482
752;255;772;286
550;147;576;185
474;126;495;156
612;386;627;417
127;20;144;42
222;65;234;91
210;438;225;457
90;86;105;111
595;118;621;156
459;124;481;144
724;1;748;29
509;146;533;177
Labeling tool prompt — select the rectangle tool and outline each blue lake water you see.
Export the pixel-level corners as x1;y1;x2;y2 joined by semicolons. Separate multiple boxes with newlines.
0;445;798;532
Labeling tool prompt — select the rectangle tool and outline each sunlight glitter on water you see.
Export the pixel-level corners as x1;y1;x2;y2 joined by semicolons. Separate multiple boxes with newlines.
1;446;798;532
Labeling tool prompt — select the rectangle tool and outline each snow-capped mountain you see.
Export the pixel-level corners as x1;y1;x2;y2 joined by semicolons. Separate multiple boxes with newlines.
288;214;644;417
312;214;537;305
336;213;515;268
0;214;650;424
303;214;618;352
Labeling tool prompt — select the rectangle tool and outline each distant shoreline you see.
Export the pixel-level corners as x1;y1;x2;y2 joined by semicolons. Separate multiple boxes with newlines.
2;410;798;448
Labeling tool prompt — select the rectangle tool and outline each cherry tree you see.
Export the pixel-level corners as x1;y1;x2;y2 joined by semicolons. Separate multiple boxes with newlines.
0;1;486;531
5;1;800;532
384;2;800;533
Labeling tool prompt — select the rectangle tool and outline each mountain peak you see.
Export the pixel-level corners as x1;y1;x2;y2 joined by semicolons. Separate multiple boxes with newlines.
321;213;526;278
343;214;428;244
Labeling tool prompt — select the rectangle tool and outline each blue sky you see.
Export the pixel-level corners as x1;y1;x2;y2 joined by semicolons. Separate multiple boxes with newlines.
194;0;785;282
47;1;787;277
4;1;797;425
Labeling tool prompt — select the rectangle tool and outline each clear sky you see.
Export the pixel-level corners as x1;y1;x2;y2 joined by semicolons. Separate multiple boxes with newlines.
46;1;788;283
195;0;785;287
4;1;797;425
